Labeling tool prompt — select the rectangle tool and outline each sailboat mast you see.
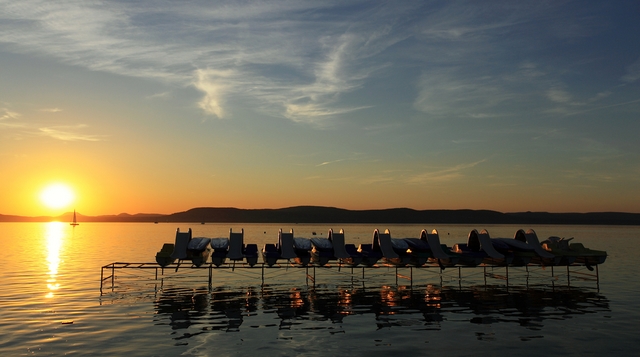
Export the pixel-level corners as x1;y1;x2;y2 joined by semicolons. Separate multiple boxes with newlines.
71;209;79;226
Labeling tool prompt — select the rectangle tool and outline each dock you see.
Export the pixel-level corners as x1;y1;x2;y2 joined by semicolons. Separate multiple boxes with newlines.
99;260;601;295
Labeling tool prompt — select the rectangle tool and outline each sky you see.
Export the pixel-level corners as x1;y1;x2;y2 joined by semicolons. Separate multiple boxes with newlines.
1;0;639;217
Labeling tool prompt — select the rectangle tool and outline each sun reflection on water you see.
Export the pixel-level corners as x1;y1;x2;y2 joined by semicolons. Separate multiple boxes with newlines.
45;222;65;298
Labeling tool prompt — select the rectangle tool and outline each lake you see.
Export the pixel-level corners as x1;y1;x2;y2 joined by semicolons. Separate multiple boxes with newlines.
1;222;638;356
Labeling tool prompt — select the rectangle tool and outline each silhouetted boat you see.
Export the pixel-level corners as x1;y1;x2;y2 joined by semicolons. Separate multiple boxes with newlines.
373;229;411;266
210;238;229;267
328;229;362;267
541;236;607;267
453;229;513;266
155;243;175;267
513;229;561;266
187;237;211;267
421;229;460;267
70;210;79;226
357;243;382;267
292;236;312;267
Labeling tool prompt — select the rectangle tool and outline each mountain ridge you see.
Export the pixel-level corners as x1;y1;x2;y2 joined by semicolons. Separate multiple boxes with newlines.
2;206;640;225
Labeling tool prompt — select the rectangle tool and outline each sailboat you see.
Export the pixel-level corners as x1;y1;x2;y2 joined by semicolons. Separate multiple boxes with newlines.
70;210;79;226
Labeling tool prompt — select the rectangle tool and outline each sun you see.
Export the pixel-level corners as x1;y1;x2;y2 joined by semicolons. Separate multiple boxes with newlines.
40;183;75;209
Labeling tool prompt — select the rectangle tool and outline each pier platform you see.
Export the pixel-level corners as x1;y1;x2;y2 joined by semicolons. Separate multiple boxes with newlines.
99;261;601;294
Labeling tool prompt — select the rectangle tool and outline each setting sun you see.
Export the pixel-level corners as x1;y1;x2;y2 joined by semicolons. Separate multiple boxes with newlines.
40;183;75;210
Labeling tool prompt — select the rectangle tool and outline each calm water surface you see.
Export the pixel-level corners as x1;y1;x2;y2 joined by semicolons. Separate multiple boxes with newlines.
1;223;638;356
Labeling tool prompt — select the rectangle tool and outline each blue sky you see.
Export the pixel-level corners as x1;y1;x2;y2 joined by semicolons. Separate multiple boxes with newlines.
1;1;639;215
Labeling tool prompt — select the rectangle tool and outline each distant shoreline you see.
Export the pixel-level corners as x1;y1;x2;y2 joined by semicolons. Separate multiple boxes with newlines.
2;206;640;225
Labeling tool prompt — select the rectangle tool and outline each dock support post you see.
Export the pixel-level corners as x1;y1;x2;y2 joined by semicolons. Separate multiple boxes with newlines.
100;267;104;294
208;264;213;289
596;264;600;291
395;265;398;285
483;266;487;286
261;264;265;286
410;267;413;289
506;265;509;290
351;267;354;285
567;265;571;287
111;264;115;290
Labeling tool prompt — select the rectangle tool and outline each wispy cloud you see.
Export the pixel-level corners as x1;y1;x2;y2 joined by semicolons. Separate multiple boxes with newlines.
405;159;487;184
553;97;640;117
282;33;383;122
40;108;63;113
38;125;105;141
322;160;488;186
146;92;171;100
1;107;103;141
413;68;523;118
0;108;19;121
360;174;397;185
547;87;572;104
193;69;236;119
622;56;640;83
316;159;346;167
0;1;400;123
0;1;635;129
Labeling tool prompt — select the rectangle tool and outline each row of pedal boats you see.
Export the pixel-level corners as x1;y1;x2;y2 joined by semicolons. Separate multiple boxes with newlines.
155;228;607;269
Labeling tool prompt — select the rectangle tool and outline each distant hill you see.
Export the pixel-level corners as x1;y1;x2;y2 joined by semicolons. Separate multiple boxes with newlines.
1;206;640;225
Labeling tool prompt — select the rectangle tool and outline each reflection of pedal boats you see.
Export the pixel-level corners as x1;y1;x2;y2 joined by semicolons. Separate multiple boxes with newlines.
541;236;607;266
153;284;609;335
155;287;259;332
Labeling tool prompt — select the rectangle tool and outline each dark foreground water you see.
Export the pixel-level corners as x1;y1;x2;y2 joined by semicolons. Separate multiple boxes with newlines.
1;223;637;356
